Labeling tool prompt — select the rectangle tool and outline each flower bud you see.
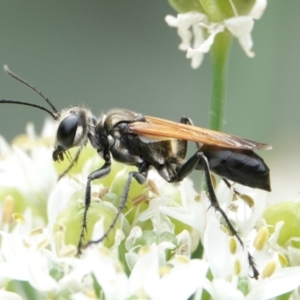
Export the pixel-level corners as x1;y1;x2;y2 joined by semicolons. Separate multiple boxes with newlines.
168;0;257;21
263;201;300;249
168;0;205;13
54;190;123;248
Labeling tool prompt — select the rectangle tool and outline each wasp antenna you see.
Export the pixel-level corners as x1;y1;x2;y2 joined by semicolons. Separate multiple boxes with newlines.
0;99;57;119
3;65;59;116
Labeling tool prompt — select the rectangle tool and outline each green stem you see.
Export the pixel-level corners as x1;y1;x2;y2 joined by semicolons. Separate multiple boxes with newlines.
209;31;232;131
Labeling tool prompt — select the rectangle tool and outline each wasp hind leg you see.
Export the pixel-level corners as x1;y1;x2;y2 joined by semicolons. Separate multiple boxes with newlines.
173;150;260;279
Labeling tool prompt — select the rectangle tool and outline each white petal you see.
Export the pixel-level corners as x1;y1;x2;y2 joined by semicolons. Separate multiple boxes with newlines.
165;15;179;27
190;23;205;68
87;249;129;300
176;230;193;254
0;262;29;281
125;226;143;251
287;246;300;266
159;197;205;234
225;17;254;37
40;118;56;137
190;53;204;69
91;218;105;241
165;12;208;67
203;218;232;278
225;17;255;57
168;12;207;29
238;34;255;57
187;23;224;56
58;260;92;293
25;122;36;139
192;23;205;49
0;145;56;206
180;12;207;27
112;229;125;249
236;191;267;235
247;267;300;300
268;221;284;246
178;27;193;51
0;291;23;300
47;177;81;224
27;251;59;293
158;259;208;300
250;0;268;19
0;135;11;155
125;251;139;271
129;246;160;298
202;278;245;300
71;293;94;300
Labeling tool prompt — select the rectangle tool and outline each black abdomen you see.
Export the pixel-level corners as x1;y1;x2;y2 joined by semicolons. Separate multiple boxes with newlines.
199;145;271;191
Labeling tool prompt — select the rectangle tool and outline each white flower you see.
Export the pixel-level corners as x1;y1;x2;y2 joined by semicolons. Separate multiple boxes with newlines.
0;120;57;213
201;267;300;300
47;176;82;225
201;183;300;298
0;290;23;300
0;208;94;298
165;0;267;68
141;170;205;231
86;244;208;300
2;118;300;299
202;218;300;299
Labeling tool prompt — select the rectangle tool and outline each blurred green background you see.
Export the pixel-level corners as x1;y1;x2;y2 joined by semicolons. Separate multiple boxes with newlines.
0;1;299;203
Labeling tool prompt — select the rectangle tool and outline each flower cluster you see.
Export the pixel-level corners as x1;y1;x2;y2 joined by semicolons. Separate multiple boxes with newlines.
0;120;299;299
165;0;267;68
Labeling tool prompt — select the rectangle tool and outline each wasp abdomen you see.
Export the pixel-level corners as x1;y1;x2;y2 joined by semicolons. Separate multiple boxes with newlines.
199;145;271;191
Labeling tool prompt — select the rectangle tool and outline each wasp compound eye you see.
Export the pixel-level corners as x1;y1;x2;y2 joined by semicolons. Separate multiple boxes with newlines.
57;115;78;150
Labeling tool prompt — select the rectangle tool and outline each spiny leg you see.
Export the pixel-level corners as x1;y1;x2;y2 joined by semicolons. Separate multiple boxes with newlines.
179;118;249;237
82;163;148;250
77;160;111;255
175;151;259;279
196;154;243;245
198;153;259;279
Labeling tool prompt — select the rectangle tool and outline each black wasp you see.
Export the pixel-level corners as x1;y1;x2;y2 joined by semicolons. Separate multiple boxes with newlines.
0;66;271;279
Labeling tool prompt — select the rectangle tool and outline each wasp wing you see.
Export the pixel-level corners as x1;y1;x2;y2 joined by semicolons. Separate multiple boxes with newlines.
129;116;272;150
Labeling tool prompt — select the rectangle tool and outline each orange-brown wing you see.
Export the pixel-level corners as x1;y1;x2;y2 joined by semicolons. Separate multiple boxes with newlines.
128;116;272;150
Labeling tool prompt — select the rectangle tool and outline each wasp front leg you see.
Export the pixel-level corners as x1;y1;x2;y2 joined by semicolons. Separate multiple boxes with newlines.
77;159;112;255
81;162;149;252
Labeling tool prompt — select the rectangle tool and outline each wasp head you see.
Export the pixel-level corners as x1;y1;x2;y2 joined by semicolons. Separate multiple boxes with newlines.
52;107;96;163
